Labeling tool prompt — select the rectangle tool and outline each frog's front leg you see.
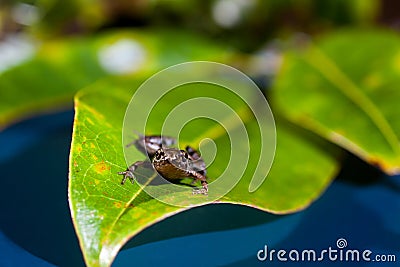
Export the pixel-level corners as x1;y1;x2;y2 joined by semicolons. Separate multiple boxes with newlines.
118;161;153;185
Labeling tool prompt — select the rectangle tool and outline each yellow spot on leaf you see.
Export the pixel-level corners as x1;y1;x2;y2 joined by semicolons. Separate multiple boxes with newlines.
94;179;100;185
123;203;134;208
90;143;96;149
95;161;110;174
92;154;98;161
76;144;82;153
113;201;133;209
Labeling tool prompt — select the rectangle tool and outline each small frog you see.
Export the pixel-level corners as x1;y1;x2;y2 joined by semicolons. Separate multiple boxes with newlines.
118;134;208;195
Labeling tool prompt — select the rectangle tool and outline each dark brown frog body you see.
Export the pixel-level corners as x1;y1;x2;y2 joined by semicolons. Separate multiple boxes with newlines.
119;135;208;194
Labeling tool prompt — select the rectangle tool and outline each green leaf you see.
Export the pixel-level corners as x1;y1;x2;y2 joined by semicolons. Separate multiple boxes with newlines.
68;77;339;266
0;37;106;129
272;28;400;174
0;30;232;129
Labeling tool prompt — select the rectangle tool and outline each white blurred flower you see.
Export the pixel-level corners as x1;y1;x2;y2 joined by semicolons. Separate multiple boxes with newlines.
0;34;37;74
98;39;147;75
11;3;40;26
212;0;255;28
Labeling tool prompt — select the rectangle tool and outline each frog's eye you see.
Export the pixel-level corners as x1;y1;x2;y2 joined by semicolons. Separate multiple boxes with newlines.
155;150;164;160
180;150;189;159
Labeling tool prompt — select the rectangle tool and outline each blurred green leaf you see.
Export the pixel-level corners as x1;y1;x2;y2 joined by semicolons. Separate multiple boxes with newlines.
69;76;339;266
272;28;400;174
0;29;233;129
0;36;106;129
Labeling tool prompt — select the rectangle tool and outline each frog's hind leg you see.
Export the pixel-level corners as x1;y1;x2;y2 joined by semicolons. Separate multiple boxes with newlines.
188;171;208;195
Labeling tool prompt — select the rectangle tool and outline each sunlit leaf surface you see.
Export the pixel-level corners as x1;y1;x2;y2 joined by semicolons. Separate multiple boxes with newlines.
272;29;400;174
69;77;339;266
